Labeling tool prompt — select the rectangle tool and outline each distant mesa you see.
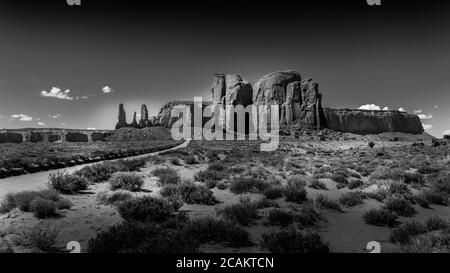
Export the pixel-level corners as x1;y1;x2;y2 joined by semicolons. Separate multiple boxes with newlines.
115;70;424;135
445;135;450;140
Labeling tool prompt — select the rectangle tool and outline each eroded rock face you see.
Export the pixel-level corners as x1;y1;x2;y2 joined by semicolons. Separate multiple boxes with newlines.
225;74;253;107
299;79;325;129
139;104;149;128
323;108;424;135
211;73;226;104
253;70;301;104
131;112;139;128
0;133;23;144
66;132;89;142
154;101;213;128
115;104;128;130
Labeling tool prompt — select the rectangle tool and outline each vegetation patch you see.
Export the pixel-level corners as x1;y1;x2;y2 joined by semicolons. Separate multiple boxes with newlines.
109;172;144;192
261;230;329;253
48;171;89;194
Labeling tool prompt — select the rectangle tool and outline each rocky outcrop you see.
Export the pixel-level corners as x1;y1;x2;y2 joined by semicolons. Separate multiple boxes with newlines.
444;135;450;140
211;73;226;104
253;70;301;104
323;108;424;135
298;79;326;129
115;104;128;130
114;70;424;135
66;132;89;142
0;133;23;144
139;104;149;128
131;112;139;128
225;74;253;107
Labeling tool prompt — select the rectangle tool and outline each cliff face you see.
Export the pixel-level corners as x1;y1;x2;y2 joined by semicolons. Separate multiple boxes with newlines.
323;108;424;135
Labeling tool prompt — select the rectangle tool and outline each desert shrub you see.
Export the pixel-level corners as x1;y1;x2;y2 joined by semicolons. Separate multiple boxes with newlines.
420;190;449;206
0;190;62;213
207;161;226;172
371;167;406;181
425;216;450;231
97;191;133;206
283;181;308;204
29;197;58;218
109;172;144;192
390;217;449;246
309;179;327;190
339;191;366;207
390;221;427;244
170;157;182;166
267;209;293;227
219;201;260;226
18;223;59;252
368;142;375;148
182;217;253;247
330;174;348;185
255;197;279;209
194;169;228;183
116;158;147;172
184;155;197;165
117;196;173;222
88;221;198;253
0;194;18;214
401;229;450;253
74;162;120;183
177;181;218;205
417;165;441;175
402;173;424;185
56;198;73;210
348;179;364;190
366;188;390;202
48;171;89;194
229;177;269;194
315;194;343;212
152;168;180;186
384;196;417;217
263;186;284;200
428;173;450;195
362;208;398;227
261;230;329;253
388;182;411;195
413;194;431;208
294;202;323;228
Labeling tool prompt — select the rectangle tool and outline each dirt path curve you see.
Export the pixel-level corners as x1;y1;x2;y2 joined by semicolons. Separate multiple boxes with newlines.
0;140;190;198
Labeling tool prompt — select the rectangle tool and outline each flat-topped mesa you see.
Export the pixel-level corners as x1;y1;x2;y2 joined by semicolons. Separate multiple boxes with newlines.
323;108;424;135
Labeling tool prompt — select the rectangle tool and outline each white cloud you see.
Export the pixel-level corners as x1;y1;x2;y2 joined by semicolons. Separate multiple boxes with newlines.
41;87;74;100
359;104;381;111
414;110;423;114
422;123;433;131
61;122;67;126
38;122;46;126
418;113;433;120
81;95;89;99
11;114;33;122
442;130;450;136
86;127;97;130
49;114;61;119
102;86;113;94
398;108;406;112
358;104;390;111
434;105;439;109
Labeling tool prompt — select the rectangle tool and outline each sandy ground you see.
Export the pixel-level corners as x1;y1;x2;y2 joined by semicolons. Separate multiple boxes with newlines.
0;136;449;253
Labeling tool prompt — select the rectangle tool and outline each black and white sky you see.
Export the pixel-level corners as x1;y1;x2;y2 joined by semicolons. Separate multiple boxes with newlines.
0;0;449;137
